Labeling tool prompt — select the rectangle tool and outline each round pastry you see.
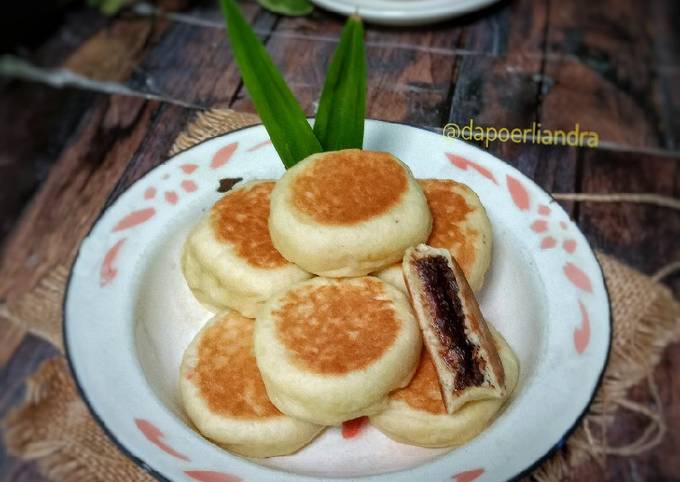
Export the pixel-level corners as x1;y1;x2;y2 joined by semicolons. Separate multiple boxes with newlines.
369;328;518;448
180;311;324;457
268;149;432;277
375;179;492;292
182;180;312;318
254;276;422;426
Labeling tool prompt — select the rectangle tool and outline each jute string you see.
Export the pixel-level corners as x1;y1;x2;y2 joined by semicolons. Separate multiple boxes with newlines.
553;193;680;211
2;108;679;482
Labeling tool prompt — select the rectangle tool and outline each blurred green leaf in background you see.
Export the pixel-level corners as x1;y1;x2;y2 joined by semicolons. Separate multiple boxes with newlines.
256;0;314;16
87;0;131;15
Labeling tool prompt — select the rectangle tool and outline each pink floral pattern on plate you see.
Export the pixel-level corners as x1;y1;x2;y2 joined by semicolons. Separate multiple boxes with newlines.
185;471;241;482
449;153;595;354
135;419;189;462
452;468;485;482
99;142;241;287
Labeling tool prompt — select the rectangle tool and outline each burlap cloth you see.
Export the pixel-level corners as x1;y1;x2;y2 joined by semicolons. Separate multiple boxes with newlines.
2;109;679;482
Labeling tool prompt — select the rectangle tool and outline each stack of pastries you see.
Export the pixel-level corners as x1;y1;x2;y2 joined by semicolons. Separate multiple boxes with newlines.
179;149;518;457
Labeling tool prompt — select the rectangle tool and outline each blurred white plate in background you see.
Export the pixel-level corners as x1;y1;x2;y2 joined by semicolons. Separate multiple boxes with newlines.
308;0;501;26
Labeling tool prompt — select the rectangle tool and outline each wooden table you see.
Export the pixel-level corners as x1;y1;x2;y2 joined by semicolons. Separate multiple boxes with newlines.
0;0;678;480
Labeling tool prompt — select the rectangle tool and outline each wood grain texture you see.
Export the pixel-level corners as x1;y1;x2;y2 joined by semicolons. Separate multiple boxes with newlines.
230;12;339;114
0;85;97;241
540;54;662;151
448;53;542;128
0;94;156;300
62;15;157;82
540;0;678;152
577;148;680;293
129;3;275;108
105;103;196;201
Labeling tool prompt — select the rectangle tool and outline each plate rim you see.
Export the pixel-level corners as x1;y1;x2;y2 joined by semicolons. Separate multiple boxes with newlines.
62;118;612;482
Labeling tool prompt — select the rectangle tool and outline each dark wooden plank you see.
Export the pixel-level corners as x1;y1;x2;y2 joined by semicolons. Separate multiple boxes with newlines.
651;0;680;148
3;0;196;71
263;0;543;128
442;0;583;218
0;94;163;302
657;68;680;152
230;13;342;114
0;84;98;242
128;3;276;108
448;53;542;129
2;1;269;110
577;148;680;294
540;53;663;152
503;0;548;56
445;0;549;129
245;12;467;126
423;0;546;56
456;2;512;54
545;0;679;69
362;14;464;52
541;0;678;152
364;44;459;126
60;13;160;83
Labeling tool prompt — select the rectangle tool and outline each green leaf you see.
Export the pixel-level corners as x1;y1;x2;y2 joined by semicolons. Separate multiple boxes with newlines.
256;0;314;16
219;0;322;168
313;15;366;151
87;0;129;15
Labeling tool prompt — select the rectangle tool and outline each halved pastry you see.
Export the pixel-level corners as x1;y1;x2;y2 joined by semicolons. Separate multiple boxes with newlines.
180;311;324;457
375;179;492;293
182;180;312;318
370;328;518;448
403;244;505;413
254;276;422;425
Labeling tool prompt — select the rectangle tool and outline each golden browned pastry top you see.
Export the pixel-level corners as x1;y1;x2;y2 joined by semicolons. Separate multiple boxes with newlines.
211;181;287;269
392;349;446;414
291;150;408;225
273;278;399;374
419;179;477;280
195;312;281;419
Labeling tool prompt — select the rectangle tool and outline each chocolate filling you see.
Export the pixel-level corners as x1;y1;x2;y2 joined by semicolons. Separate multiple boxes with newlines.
415;256;484;390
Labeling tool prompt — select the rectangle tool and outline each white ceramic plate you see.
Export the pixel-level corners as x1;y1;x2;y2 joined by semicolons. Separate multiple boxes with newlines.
64;120;610;482
307;0;501;26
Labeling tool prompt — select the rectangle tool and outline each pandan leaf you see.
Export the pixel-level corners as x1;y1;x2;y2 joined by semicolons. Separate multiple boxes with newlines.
313;15;366;151
218;0;322;168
